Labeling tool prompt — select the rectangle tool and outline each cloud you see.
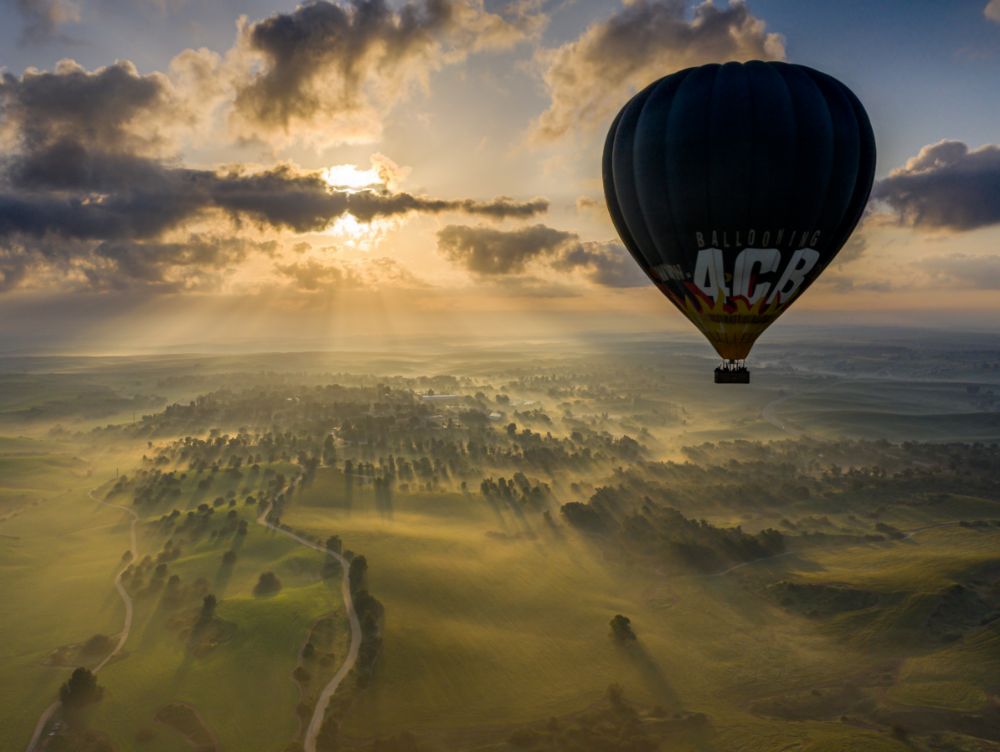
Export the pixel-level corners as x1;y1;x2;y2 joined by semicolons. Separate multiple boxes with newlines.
274;258;365;291
835;232;869;265
986;0;1000;23
0;234;277;293
232;0;545;145
4;155;547;240
574;195;616;229
275;256;425;292
922;253;1000;290
15;0;81;44
0;59;185;157
0;167;547;289
349;193;548;222
438;224;575;274
550;241;649;287
531;0;784;142
79;236;277;292
0;58;548;292
437;223;648;286
873;140;1000;231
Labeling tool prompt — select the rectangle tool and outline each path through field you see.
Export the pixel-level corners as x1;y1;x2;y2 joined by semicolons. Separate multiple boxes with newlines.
24;491;139;752
257;502;362;752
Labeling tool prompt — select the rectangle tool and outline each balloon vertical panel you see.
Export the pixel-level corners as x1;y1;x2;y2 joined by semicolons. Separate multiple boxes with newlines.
603;61;876;362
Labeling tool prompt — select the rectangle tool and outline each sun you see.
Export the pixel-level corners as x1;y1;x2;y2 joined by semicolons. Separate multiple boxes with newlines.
321;164;383;193
320;163;394;249
325;212;397;251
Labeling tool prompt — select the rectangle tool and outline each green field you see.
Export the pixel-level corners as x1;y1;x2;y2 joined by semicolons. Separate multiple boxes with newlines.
0;438;349;751
282;466;999;749
1;340;999;750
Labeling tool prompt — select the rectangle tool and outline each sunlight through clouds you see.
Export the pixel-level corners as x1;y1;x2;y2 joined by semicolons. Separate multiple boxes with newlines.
321;165;384;193
319;155;411;250
323;214;400;252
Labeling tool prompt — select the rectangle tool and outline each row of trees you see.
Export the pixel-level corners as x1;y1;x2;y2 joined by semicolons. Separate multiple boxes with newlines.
561;493;785;573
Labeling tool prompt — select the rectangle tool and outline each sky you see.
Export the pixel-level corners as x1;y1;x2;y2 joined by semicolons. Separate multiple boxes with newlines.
1;0;999;353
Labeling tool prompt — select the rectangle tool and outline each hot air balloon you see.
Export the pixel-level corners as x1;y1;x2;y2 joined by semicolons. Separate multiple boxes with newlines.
603;61;875;383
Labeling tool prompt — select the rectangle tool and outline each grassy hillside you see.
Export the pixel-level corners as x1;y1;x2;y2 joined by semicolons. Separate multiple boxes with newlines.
2;342;999;751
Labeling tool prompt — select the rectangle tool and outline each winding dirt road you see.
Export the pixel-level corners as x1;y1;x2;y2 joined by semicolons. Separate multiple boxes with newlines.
92;498;139;673
256;504;362;752
27;492;360;752
25;491;139;752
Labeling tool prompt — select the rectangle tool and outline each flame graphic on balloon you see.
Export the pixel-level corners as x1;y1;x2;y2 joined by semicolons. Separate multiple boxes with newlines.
660;282;800;361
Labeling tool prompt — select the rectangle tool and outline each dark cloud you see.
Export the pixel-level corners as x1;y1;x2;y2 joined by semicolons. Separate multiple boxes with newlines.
437;223;648;287
873;140;1000;231
15;0;81;44
0;189;198;241
79;236;276;292
532;0;784;141
0;60;547;292
234;0;543;141
0;163;546;290
0;60;177;154
236;0;449;130
551;242;648;287
437;224;576;274
0;163;547;241
0;234;276;293
350;193;549;222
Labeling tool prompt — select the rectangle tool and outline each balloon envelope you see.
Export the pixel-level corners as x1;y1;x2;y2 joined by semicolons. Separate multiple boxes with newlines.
603;61;876;360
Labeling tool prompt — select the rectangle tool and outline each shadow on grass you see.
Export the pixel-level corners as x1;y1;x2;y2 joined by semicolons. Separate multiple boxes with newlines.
212;560;235;597
618;640;681;708
481;492;512;532
375;482;394;520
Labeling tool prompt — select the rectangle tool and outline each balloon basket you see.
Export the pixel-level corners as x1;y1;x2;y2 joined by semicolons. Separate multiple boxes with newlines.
714;361;750;384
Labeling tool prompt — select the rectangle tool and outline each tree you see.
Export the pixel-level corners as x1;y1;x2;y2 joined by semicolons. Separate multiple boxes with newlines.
222;550;237;566
325;535;342;555
59;667;103;708
349;555;367;593
253;571;282;596
81;634;113;656
561;502;606;532
610;614;636;642
198;594;217;624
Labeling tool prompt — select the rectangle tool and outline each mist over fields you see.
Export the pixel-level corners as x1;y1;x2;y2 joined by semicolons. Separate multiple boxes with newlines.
1;328;999;751
2;0;1000;748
